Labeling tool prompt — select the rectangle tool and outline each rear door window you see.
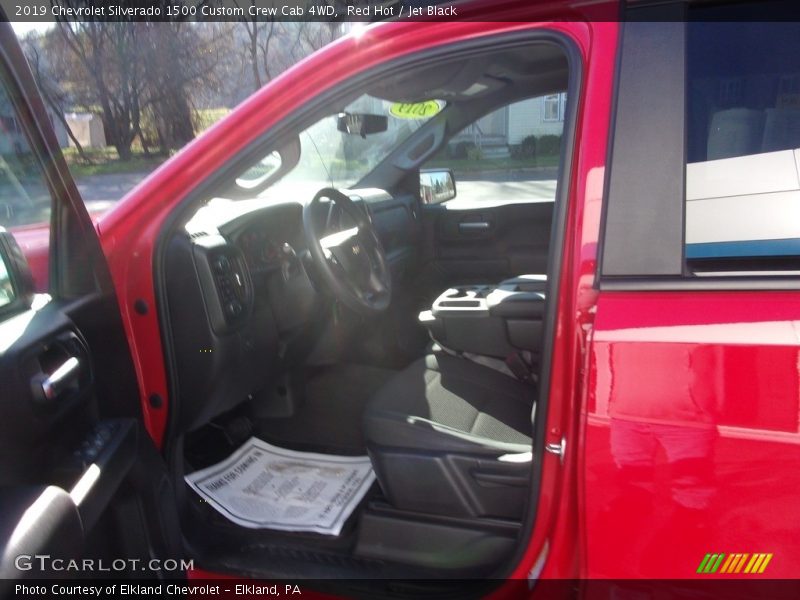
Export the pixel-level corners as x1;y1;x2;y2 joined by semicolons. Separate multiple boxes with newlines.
686;22;800;272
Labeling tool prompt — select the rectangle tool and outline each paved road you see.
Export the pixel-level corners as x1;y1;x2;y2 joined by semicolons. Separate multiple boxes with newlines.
459;167;558;183
450;167;558;206
76;167;559;214
77;171;152;214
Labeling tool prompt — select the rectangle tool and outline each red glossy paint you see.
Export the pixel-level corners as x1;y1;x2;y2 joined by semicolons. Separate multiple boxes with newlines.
504;20;618;585
583;292;800;578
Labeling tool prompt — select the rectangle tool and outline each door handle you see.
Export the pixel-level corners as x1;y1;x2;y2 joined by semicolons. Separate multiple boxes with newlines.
34;356;81;403
458;221;491;232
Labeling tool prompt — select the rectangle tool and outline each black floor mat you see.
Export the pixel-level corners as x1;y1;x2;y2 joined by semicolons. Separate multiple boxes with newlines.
256;363;397;455
182;363;513;585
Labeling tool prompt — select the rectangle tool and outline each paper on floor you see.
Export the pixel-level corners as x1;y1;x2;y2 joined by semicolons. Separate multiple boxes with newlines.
185;437;375;536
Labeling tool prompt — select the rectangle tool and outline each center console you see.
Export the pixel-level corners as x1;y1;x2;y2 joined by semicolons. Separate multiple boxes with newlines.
419;274;547;360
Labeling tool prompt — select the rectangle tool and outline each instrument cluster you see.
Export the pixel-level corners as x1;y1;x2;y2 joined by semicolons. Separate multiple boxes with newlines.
239;229;285;273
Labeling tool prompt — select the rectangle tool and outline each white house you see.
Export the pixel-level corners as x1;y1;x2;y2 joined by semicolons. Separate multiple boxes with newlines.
449;93;567;156
507;93;567;142
65;113;106;149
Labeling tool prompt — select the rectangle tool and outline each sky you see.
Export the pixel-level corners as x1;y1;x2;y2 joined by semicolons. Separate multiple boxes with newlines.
10;22;55;38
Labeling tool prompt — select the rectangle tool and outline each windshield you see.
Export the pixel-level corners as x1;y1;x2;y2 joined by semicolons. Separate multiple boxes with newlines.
249;94;440;198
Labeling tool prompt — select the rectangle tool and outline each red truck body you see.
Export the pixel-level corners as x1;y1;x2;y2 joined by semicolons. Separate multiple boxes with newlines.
99;16;800;579
6;1;799;584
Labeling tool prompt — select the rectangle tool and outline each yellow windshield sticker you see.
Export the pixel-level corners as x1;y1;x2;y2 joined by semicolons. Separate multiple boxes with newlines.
389;100;444;120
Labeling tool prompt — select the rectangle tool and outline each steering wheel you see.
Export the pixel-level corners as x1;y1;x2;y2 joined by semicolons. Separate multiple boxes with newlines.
303;188;392;315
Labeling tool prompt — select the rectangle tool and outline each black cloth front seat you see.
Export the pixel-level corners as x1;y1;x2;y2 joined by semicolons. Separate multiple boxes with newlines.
363;353;535;519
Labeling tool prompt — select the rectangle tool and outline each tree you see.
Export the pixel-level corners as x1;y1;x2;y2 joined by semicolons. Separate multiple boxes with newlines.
138;23;201;151
27;5;346;160
136;4;235;152
234;3;344;94
48;15;234;156
288;20;341;61
234;1;290;92
19;33;93;163
52;21;145;160
237;0;270;90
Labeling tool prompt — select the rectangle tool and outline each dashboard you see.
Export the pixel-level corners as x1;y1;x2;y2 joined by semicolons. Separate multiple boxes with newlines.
238;230;287;273
163;188;421;431
222;201;307;278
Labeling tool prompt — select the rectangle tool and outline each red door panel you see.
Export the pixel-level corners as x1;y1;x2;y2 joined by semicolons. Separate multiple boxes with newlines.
584;291;800;578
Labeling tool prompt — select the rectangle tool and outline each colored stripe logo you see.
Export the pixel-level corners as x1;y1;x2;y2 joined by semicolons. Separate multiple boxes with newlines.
697;553;773;574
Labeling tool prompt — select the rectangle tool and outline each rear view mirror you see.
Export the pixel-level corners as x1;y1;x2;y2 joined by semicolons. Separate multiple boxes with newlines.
419;169;457;204
337;113;388;137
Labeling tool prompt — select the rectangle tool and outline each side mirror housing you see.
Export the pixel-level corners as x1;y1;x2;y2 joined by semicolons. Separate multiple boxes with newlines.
0;228;35;315
419;169;457;204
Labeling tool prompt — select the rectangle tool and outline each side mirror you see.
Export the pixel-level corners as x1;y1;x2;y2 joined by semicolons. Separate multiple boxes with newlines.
0;228;35;314
337;113;388;137
419;169;457;204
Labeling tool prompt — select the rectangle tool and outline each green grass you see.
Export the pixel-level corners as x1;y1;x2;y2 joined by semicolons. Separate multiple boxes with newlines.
61;147;164;178
58;105;231;178
195;108;231;132
426;155;560;173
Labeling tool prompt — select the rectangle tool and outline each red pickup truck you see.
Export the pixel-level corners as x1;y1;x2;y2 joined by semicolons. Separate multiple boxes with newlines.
0;1;798;596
